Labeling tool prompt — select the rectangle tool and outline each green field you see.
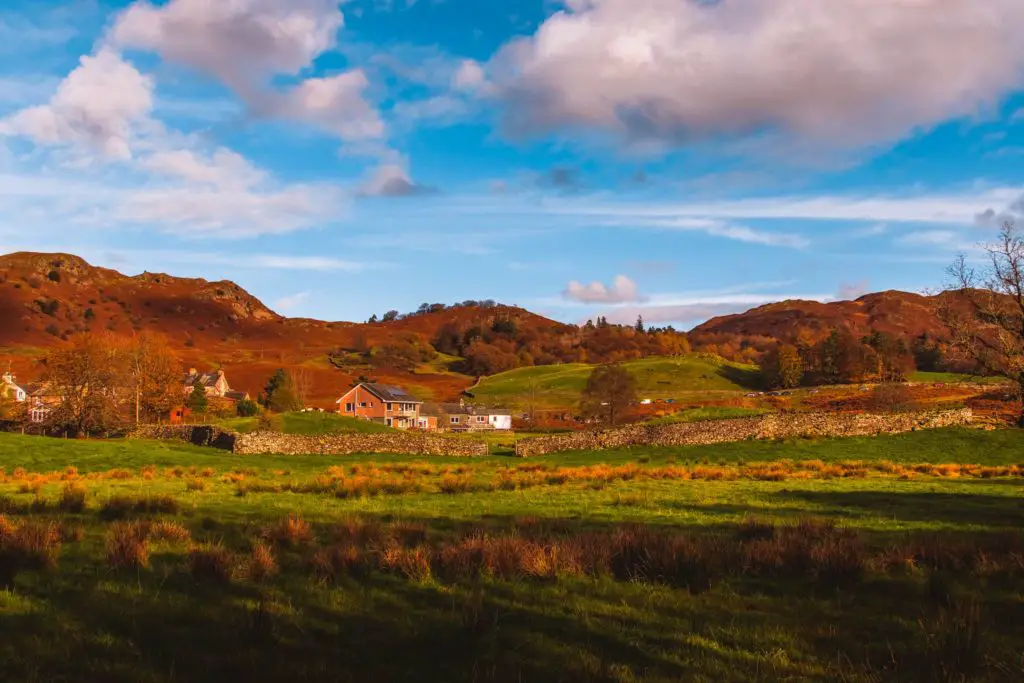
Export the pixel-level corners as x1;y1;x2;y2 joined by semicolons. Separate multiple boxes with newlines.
910;371;1010;385
472;354;759;410
215;411;395;435
0;428;1022;682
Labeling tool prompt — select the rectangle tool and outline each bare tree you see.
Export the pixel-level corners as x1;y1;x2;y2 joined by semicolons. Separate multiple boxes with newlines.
43;334;127;436
942;221;1024;419
125;332;181;424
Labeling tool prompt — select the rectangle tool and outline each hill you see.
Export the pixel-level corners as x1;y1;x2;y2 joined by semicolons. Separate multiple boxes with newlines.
471;355;760;411
0;252;686;405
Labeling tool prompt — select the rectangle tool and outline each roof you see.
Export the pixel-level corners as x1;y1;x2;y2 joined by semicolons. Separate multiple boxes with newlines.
421;402;471;417
224;391;250;401
353;383;422;404
421;402;511;417
184;370;226;388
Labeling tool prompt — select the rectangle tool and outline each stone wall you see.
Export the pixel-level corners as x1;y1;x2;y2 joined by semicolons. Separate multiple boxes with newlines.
514;409;974;457
129;425;238;451
233;431;488;457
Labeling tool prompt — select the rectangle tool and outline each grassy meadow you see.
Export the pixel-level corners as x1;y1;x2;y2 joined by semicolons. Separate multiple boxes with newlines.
472;355;760;410
0;428;1022;682
215;411;395;435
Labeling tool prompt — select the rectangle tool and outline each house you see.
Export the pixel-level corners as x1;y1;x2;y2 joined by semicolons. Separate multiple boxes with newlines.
336;383;422;429
1;372;27;403
2;372;52;423
420;402;512;432
183;368;234;398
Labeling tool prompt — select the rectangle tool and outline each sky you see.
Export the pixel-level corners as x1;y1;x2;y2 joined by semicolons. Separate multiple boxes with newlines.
2;0;1024;329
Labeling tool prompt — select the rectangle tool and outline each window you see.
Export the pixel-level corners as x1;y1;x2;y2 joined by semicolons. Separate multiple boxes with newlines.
359;402;368;408
450;416;460;424
387;403;394;411
476;416;487;423
345;403;354;412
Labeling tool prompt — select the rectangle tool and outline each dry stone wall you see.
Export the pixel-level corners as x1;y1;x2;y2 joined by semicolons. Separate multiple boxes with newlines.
233;432;488;457
515;409;974;457
131;424;488;456
130;425;238;450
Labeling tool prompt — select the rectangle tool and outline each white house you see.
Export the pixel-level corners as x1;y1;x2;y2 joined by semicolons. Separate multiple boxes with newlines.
1;372;27;403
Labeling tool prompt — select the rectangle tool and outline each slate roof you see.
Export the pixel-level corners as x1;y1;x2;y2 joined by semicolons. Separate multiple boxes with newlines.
360;383;422;403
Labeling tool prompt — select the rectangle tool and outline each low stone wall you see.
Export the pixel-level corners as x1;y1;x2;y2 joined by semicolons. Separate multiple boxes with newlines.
130;425;238;451
514;409;974;457
233;431;488;457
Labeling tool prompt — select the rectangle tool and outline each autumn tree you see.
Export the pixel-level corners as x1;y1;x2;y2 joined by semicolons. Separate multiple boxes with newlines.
762;344;803;389
124;332;181;423
43;334;127;436
580;364;637;426
942;221;1024;415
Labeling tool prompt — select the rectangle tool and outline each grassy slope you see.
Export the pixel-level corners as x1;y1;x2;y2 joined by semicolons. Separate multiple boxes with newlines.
911;370;1011;384
0;429;1022;681
472;355;759;410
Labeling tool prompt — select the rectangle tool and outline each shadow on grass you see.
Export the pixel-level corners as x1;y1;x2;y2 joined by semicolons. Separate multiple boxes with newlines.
774;489;1024;528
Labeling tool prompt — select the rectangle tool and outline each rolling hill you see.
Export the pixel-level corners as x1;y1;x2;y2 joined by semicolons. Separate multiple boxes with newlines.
471;355;760;411
0;251;973;409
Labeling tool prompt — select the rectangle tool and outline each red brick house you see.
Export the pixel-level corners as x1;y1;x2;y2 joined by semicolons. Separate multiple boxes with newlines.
336;383;422;429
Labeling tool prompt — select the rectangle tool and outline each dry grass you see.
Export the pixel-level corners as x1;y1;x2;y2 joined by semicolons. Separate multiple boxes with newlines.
100;494;180;520
188;543;235;583
244;542;278;583
185;478;209;492
262;514;315;550
106;521;150;570
0;515;62;581
58;482;88;512
149;520;191;544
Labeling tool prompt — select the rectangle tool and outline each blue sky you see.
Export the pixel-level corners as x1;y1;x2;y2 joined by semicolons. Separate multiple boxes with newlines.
2;0;1024;329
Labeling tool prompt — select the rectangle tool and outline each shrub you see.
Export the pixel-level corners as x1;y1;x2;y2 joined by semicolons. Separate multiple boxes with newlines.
185;478;209;493
236;398;259;417
58;483;88;513
188;543;235;583
106;521;150;570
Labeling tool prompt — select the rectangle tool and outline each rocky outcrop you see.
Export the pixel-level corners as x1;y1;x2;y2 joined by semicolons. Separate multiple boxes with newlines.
233;431;487;457
515;409;974;457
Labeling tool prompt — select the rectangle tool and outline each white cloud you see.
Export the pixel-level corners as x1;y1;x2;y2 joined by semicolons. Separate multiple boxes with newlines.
494;0;1024;152
544;187;1024;226
0;49;153;160
111;0;383;142
141;148;268;189
273;291;312;314
564;275;645;304
452;60;487;91
634;217;809;248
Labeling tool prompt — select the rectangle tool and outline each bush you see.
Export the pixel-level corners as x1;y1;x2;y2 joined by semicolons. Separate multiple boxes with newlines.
236;398;259;417
244;542;278;583
262;514;314;550
0;517;62;582
149;520;191;544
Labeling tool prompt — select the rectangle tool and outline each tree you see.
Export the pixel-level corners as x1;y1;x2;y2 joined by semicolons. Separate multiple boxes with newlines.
762;344;803;389
579;364;637;426
125;332;181;423
942;221;1024;414
368;314;378;324
186;378;208;414
264;369;301;413
43;334;127;436
635;316;645;334
382;310;399;322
